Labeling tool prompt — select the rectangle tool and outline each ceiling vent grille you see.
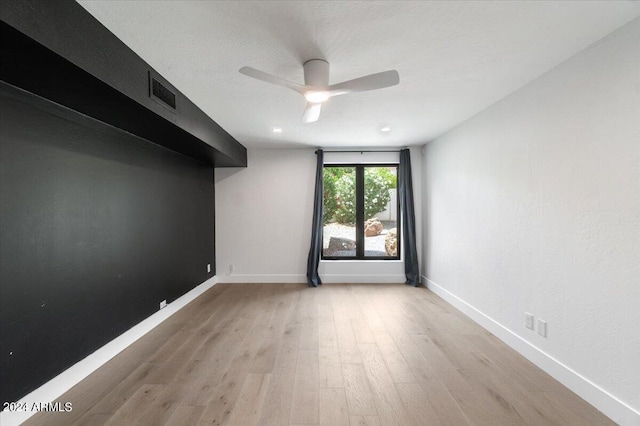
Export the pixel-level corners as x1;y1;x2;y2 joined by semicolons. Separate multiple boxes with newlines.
149;73;176;110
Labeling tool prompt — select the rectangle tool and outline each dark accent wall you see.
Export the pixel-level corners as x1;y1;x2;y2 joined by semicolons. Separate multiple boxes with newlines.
0;81;216;403
0;0;248;402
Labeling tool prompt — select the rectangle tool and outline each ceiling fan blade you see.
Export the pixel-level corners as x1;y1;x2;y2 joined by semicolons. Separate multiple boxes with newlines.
239;66;305;94
302;102;321;123
327;70;399;97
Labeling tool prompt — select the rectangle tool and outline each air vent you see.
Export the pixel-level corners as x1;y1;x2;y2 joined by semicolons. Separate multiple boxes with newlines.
149;73;176;110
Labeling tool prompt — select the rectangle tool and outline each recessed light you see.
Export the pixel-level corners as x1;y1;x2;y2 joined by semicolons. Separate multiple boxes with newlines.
272;127;282;133
381;126;391;132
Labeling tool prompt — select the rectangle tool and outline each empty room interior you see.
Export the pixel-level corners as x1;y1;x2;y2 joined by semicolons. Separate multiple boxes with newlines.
1;1;639;425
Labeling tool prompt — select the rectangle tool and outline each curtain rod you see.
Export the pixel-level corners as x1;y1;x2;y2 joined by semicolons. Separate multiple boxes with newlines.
315;149;403;154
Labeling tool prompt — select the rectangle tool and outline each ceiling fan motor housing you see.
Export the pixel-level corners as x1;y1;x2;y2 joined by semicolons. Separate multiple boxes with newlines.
303;59;330;86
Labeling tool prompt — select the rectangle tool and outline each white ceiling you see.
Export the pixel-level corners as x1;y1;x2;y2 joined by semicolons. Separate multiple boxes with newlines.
77;1;640;149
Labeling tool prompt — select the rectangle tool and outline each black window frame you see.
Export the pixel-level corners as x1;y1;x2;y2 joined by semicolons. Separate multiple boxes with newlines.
322;163;401;261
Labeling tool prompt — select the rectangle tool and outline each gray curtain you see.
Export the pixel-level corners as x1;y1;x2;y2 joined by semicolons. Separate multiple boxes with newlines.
399;149;420;286
306;149;323;287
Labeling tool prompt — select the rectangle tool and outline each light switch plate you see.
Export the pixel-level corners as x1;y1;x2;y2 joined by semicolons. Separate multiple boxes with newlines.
525;313;534;330
538;319;547;337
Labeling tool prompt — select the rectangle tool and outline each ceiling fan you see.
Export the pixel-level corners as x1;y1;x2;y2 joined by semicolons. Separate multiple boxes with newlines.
239;59;399;123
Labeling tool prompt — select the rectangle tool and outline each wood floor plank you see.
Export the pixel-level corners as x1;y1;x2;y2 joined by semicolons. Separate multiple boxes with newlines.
196;287;280;425
319;345;344;389
358;342;415;426
449;389;525;426
349;415;382;426
543;388;616;426
319;319;338;349
293;286;320;326
258;323;302;426
411;333;473;391
342;362;378;416
395;382;443;426
317;286;335;321
319;388;350;425
352;285;386;332
146;328;196;364
367;285;407;320
380;318;471;425
75;361;158;418
183;287;274;406
22;284;615;426
464;330;606;426
225;373;271;426
163;405;205;426
249;287;297;373
331;287;363;364
347;288;376;344
351;316;376;344
382;318;450;393
140;298;261;414
168;283;231;326
457;353;590;426
372;330;416;383
74;413;113;426
318;317;343;388
298;288;320;352
290;349;320;424
104;383;165;425
422;391;472;426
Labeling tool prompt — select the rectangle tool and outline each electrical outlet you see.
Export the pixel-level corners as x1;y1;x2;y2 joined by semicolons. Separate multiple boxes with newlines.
525;313;534;330
227;264;234;275
207;263;211;273
537;319;547;337
159;300;167;310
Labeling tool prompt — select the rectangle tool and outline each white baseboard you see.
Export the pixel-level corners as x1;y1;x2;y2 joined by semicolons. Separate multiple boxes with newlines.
214;273;405;284
321;274;406;284
216;274;306;284
0;276;218;426
424;276;640;426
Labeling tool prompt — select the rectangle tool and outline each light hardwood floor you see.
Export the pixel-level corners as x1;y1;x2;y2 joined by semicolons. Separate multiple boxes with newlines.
25;283;614;425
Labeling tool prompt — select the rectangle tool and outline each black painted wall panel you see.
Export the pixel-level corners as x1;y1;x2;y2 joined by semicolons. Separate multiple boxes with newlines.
0;82;215;402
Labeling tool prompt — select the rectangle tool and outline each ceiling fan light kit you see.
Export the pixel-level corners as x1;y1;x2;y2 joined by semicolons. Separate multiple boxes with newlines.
239;59;399;123
304;91;330;103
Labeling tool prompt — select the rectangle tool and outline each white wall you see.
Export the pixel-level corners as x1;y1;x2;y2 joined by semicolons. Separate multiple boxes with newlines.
215;147;423;284
215;148;316;283
423;18;639;424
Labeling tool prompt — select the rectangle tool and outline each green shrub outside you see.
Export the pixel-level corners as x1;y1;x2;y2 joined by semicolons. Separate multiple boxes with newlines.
324;167;396;224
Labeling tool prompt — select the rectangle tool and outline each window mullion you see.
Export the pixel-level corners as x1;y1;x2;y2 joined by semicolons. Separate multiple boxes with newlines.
355;166;365;258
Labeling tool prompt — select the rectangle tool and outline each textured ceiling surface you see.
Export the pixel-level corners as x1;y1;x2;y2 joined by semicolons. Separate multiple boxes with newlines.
77;1;640;149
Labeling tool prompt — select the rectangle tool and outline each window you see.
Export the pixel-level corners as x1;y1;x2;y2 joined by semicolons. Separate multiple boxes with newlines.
322;164;399;260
